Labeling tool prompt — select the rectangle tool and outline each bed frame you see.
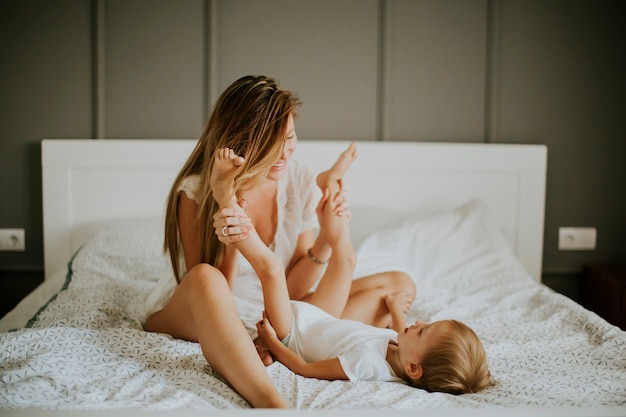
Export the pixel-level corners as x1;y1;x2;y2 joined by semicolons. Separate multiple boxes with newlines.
41;139;547;281
25;139;626;417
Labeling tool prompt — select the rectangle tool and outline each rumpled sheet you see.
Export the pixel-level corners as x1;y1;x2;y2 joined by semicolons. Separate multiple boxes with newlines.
1;201;625;410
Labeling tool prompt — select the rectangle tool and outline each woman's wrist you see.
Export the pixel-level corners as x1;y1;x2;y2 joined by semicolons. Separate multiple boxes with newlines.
307;247;328;264
308;239;331;265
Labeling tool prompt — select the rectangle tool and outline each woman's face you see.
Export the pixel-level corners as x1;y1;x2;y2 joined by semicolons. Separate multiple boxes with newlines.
267;113;297;181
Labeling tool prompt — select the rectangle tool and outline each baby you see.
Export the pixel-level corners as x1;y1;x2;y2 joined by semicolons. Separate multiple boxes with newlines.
210;144;494;394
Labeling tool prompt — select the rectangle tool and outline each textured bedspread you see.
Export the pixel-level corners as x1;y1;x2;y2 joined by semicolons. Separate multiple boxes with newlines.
1;202;625;410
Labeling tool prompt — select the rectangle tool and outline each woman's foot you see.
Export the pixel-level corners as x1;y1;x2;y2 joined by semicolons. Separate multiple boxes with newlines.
210;148;245;207
316;142;357;188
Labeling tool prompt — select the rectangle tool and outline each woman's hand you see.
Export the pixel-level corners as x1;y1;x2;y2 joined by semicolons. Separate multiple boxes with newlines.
212;199;252;244
330;179;351;218
315;180;351;231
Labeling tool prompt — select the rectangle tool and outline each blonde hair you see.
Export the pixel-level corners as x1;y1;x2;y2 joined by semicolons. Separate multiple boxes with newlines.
164;75;301;283
408;320;495;394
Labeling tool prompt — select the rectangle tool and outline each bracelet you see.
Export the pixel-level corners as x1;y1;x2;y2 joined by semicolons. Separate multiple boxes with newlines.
307;247;329;264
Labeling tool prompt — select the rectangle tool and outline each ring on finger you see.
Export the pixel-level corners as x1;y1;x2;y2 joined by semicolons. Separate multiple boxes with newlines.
221;225;229;237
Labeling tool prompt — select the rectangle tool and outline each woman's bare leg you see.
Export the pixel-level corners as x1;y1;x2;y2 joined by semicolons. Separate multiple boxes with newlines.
144;264;287;408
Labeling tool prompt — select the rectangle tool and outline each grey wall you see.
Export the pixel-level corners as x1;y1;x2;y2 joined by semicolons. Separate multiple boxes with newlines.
0;0;624;282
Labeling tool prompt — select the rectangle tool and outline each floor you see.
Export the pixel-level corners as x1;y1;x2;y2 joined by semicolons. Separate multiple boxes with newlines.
0;270;44;319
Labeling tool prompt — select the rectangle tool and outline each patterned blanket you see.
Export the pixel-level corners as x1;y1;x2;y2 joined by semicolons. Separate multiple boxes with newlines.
1;202;625;410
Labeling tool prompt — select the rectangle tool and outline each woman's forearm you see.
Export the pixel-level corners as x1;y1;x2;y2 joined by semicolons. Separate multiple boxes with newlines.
286;236;331;300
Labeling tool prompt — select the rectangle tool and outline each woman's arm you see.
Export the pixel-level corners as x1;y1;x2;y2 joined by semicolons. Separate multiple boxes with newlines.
256;315;348;381
178;192;240;284
284;230;331;300
178;192;203;270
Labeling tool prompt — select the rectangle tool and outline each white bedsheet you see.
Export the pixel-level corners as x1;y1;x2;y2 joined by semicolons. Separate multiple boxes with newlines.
1;201;625;411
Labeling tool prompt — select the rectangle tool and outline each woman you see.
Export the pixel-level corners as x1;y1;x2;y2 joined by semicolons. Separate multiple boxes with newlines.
143;75;415;407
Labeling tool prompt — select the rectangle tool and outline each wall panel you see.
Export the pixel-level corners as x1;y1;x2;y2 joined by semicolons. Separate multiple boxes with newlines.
384;0;488;142
212;0;380;140
105;0;205;138
495;0;626;272
0;0;92;270
1;0;624;285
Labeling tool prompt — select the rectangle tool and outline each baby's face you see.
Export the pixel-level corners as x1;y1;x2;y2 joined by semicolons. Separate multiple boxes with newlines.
397;320;452;365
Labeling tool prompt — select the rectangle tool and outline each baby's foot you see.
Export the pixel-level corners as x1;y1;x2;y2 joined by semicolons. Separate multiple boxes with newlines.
210;148;245;207
316;142;357;188
384;291;414;333
384;291;414;316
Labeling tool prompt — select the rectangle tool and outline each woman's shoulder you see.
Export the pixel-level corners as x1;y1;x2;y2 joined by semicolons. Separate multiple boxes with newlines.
178;174;201;203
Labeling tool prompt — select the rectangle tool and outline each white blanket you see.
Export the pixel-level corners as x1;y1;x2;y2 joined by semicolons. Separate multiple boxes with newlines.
1;201;625;410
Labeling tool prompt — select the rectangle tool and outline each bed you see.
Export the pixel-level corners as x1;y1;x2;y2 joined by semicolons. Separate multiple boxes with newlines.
1;139;625;417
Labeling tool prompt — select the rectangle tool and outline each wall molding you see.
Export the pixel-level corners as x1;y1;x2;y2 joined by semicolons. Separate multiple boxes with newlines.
377;0;390;142
484;0;500;143
91;0;106;139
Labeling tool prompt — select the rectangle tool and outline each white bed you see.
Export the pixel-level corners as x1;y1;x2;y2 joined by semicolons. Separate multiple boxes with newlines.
1;139;625;417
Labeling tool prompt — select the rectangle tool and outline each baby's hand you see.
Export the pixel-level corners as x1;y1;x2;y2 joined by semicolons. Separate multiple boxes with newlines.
255;313;278;347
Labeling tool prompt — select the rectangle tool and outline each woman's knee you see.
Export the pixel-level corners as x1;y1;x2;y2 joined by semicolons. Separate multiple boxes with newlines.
182;263;229;299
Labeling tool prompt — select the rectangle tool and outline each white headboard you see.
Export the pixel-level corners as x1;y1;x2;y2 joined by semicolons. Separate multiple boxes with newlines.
41;139;547;281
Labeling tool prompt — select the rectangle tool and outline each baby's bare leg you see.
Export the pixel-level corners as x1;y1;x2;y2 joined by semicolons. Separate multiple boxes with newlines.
304;144;358;316
211;148;293;339
305;180;356;316
316;142;357;190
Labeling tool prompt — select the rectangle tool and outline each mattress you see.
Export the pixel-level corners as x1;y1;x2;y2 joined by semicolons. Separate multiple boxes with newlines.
1;201;625;411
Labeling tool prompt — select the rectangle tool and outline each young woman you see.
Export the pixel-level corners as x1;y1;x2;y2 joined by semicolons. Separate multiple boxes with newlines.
143;75;415;407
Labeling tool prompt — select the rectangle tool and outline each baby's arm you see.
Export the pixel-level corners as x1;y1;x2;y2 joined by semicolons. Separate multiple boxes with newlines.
211;148;293;338
256;315;348;380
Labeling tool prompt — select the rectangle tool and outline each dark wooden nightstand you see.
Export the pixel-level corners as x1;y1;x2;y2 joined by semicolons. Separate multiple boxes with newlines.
581;264;626;330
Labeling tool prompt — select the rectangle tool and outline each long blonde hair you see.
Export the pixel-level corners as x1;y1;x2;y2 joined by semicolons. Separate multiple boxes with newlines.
164;75;301;283
408;320;496;394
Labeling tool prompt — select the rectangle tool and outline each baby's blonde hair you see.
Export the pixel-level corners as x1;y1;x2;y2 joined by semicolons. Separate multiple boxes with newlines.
409;320;495;395
164;75;301;282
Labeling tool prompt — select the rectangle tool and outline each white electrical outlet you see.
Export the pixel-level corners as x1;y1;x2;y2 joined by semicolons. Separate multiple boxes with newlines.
0;228;25;251
558;227;596;250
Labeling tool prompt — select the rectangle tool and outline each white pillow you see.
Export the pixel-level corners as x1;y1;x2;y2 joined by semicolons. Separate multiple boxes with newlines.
349;205;432;249
352;199;517;286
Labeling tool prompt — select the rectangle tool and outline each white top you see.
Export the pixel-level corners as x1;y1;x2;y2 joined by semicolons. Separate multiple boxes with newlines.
178;159;320;336
287;301;401;382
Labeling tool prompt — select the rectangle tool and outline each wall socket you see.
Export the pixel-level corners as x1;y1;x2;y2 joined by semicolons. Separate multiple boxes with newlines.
558;227;596;250
0;228;25;251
